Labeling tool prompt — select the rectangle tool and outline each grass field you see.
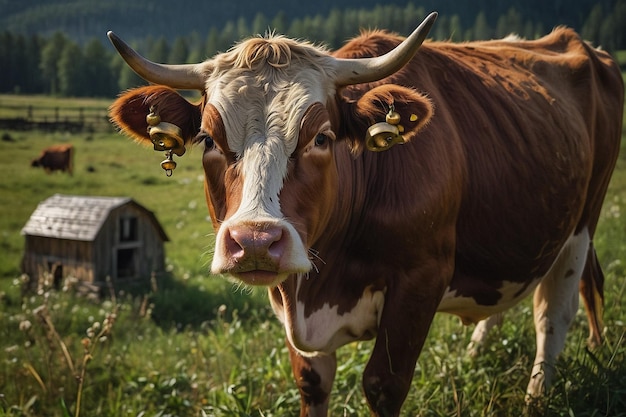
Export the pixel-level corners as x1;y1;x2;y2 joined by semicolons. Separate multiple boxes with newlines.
0;93;625;417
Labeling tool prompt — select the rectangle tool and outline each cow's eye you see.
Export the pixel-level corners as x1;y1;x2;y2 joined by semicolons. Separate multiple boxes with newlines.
194;131;215;150
205;135;215;149
202;134;215;150
314;133;328;147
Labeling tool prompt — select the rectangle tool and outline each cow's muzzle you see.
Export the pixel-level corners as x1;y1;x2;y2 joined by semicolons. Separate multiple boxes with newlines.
212;220;311;286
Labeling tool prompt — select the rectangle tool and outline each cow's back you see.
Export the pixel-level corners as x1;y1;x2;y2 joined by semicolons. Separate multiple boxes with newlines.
414;29;623;288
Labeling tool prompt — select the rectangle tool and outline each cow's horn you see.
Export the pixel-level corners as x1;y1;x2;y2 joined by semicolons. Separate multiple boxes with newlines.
107;31;208;90
333;12;437;86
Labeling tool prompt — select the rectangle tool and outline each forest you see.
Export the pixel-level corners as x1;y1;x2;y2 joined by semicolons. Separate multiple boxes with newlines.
0;0;624;97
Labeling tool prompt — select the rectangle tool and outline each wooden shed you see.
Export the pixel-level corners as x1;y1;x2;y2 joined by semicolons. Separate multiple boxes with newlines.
21;194;169;289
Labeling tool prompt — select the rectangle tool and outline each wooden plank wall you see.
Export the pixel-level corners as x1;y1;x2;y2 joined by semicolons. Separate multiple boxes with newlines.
22;202;166;290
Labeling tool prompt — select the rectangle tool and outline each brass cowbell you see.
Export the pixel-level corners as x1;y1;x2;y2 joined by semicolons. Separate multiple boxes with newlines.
365;107;406;152
146;105;186;176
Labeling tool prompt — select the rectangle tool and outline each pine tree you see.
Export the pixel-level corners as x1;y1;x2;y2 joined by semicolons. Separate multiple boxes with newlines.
58;41;85;96
473;11;491;40
168;37;189;64
84;38;115;97
22;35;44;93
236;16;250;41
271;11;288;34
0;32;16;92
149;37;170;63
581;4;603;44
251;12;269;37
449;15;463;42
40;31;67;95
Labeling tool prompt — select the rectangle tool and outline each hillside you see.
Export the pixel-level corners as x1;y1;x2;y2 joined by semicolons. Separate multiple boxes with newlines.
0;0;615;42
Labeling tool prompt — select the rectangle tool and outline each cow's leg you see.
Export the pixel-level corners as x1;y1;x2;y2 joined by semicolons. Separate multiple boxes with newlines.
362;268;448;417
287;340;336;417
467;312;504;357
526;229;590;401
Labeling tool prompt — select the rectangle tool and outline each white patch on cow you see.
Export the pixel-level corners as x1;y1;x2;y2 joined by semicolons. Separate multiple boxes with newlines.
438;229;590;325
284;277;386;355
438;278;540;323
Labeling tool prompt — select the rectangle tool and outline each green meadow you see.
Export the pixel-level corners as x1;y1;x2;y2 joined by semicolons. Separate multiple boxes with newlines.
0;93;625;416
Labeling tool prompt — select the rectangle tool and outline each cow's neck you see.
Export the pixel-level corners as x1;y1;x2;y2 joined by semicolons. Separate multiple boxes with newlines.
271;273;385;354
269;145;390;354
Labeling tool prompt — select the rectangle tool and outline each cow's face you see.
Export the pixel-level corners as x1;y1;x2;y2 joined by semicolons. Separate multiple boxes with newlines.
108;13;436;286
201;48;340;285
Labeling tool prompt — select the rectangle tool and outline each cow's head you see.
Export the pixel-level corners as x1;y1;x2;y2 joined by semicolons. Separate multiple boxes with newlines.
109;13;436;286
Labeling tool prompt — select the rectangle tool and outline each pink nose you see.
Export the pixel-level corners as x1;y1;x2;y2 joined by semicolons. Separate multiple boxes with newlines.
224;223;287;272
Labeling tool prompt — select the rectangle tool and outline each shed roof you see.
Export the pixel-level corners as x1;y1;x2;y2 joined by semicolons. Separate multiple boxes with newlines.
21;194;169;242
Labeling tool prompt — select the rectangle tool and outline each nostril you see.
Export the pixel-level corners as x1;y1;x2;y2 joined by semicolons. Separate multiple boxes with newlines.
225;227;246;259
267;228;286;260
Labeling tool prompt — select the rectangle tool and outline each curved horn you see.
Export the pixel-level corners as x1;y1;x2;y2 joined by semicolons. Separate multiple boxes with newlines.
107;31;208;90
333;12;437;86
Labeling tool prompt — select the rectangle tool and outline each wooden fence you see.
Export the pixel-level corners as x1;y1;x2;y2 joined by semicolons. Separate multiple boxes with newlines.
0;104;113;132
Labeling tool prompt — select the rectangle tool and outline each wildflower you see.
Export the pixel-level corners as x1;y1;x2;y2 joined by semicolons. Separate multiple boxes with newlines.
81;338;91;349
103;312;117;332
62;276;78;292
19;320;32;332
33;305;46;317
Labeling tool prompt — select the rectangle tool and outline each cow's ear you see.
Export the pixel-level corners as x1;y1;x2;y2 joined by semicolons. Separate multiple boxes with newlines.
109;85;201;145
340;85;433;154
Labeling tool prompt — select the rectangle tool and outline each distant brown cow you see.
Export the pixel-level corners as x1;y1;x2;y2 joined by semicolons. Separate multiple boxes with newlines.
31;144;74;175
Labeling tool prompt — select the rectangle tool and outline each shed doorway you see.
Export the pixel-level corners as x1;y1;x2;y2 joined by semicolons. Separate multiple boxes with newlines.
116;248;137;278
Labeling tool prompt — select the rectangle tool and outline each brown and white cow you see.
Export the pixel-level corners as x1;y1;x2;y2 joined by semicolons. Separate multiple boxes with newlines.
31;144;74;175
108;12;624;416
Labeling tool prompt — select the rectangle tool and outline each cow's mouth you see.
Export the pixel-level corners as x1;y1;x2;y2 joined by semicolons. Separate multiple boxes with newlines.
233;270;287;287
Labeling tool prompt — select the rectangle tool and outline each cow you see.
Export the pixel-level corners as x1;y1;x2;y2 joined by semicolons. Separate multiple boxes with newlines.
31;144;74;175
107;12;624;416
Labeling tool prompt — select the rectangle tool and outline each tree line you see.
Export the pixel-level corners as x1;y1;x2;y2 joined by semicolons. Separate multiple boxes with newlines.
1;2;624;98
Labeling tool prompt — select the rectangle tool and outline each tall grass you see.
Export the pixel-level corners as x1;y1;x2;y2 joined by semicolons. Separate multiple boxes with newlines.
0;94;625;416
